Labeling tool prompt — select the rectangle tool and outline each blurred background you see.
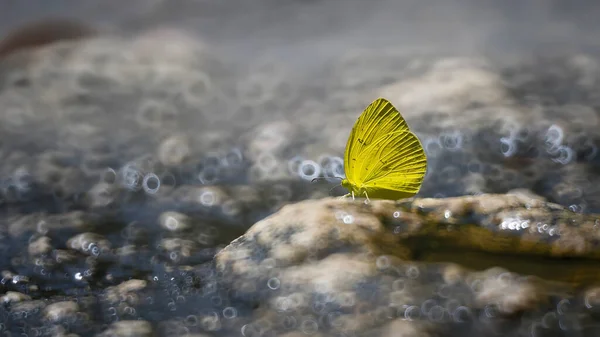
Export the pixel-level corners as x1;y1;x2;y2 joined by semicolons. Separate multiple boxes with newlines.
2;0;600;336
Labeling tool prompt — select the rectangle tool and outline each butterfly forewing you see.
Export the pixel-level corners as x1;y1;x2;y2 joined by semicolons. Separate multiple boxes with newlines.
343;98;409;182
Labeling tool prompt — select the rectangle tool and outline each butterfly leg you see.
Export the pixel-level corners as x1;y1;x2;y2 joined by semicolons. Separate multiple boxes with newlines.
363;191;370;204
339;193;351;199
352;191;355;200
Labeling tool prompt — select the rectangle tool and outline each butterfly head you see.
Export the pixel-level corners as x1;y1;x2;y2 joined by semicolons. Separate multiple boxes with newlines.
341;178;360;194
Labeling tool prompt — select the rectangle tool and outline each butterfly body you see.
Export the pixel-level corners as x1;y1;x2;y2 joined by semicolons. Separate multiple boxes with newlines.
341;98;427;201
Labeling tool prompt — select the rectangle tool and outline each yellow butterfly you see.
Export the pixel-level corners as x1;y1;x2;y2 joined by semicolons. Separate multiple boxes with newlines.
340;98;428;201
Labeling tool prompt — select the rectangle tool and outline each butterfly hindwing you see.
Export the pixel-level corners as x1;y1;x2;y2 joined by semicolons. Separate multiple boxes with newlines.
343;98;409;182
356;130;427;198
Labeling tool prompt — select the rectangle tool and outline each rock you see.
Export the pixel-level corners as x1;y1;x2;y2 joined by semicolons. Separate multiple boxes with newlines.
43;301;79;323
28;236;52;255
67;232;111;255
0;17;96;60
0;291;31;304
105;279;147;304
157;134;192;167
378;58;511;119
159;211;192;232
216;194;600;336
99;320;153;337
246;121;297;159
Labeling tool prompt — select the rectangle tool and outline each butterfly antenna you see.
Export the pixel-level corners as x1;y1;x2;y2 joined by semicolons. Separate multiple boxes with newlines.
311;176;344;183
328;184;340;196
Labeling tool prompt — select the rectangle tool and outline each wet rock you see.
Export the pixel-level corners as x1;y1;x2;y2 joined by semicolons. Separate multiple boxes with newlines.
9;300;46;319
105;279;148;304
28;235;52;255
0;291;30;304
159;238;197;259
157;134;192;167
99;320;153;337
67;232;111;255
247;121;297;159
86;182;121;208
379;58;511;118
159;211;192;232
43;301;79;323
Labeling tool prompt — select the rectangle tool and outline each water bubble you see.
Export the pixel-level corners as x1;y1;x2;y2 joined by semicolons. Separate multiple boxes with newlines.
423;137;443;157
392;278;406;292
440;131;463;151
267;277;281;290
223;307;237;319
164;216;179;230
500;137;517;157
376;255;391;269
256;152;278;172
300;319;319;335
452;306;472;323
342;214;354;224
198;166;219;184
120;164;143;191
298;160;321;181
420;299;437;316
185;315;198;326
199;190;216;207
281;315;297;329
403;305;420;321
142;173;161;194
323;156;345;180
312;301;326;314
406;265;420;279
552;146;574;165
557;299;571;315
223;148;244;167
287;156;304;176
545;124;564;148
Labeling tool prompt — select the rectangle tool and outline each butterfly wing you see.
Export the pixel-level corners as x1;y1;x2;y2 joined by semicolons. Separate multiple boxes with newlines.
355;130;427;199
343;98;410;183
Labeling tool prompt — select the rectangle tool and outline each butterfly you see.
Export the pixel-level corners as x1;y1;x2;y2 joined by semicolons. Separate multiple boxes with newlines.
340;98;428;201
